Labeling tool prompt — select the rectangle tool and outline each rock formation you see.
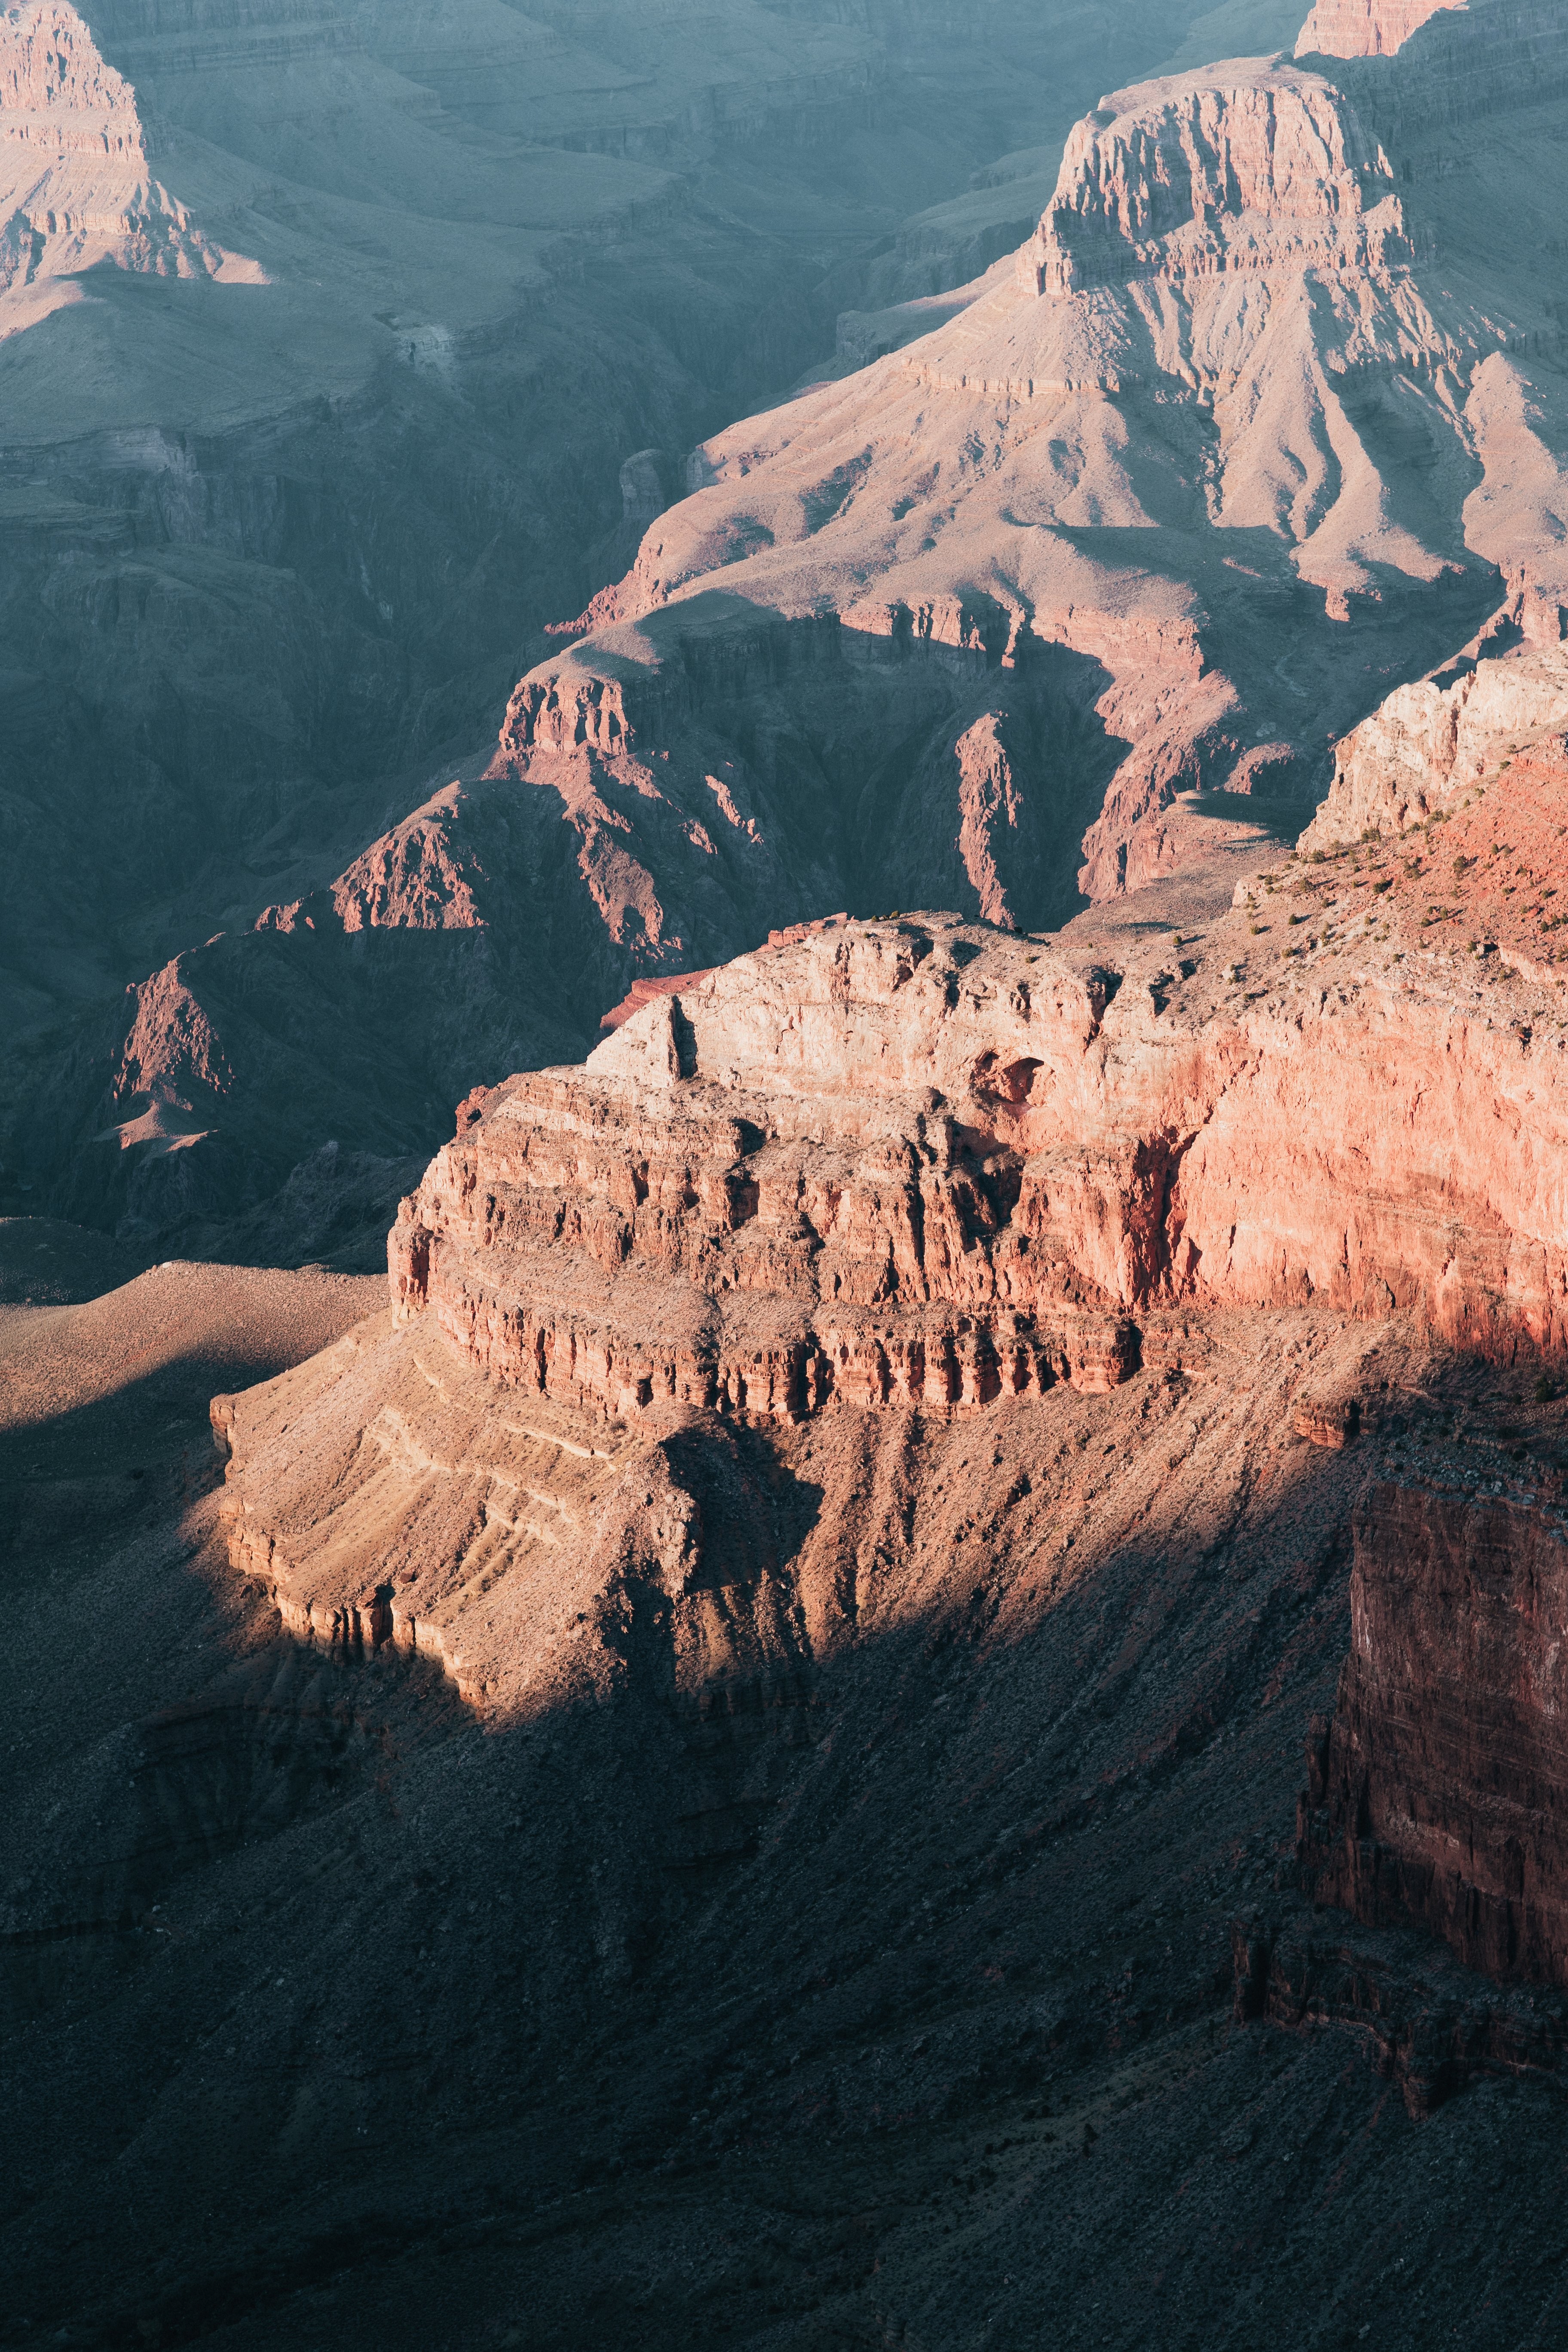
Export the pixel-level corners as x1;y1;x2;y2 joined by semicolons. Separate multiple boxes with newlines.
1;0;1264;1246
214;662;1568;1706
0;0;263;330
481;0;1567;970
9;0;1568;1255
1295;0;1464;55
21;6;1568;2340
1300;638;1568;852
1300;1459;1568;1987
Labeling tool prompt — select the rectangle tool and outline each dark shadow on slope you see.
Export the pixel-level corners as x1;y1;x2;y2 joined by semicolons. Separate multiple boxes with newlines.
9;1322;1567;2349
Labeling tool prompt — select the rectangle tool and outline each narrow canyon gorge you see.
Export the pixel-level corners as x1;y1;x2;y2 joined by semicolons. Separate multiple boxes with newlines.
6;0;1568;2346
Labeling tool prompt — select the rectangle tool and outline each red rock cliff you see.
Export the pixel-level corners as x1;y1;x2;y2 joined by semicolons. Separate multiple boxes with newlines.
389;835;1568;1434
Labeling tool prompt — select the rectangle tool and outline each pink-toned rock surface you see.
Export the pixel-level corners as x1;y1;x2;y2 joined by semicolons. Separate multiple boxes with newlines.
1295;0;1465;55
386;792;1568;1440
215;730;1568;1682
1300;640;1568;854
214;793;1568;1723
0;0;262;330
473;6;1568;956
22;0;1568;1269
1016;67;1409;301
1290;688;1568;986
598;968;719;1034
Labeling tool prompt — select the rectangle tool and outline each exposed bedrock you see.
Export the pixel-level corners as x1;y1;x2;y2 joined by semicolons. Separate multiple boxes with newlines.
1294;0;1465;58
387;862;1568;1461
1299;637;1568;852
12;0;1568;1261
1299;1468;1568;1988
1313;0;1568;130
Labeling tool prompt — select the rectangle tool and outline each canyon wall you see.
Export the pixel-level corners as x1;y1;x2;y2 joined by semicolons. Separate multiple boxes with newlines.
1299;1466;1568;1986
386;713;1568;1452
1295;0;1464;56
1300;638;1568;852
210;662;1568;1955
470;0;1565;994
8;0;1568;1268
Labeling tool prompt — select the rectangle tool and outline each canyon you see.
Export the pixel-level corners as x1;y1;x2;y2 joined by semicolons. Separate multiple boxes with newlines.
8;0;1568;2346
0;0;1245;1256
6;640;1561;2341
6;0;1568;1262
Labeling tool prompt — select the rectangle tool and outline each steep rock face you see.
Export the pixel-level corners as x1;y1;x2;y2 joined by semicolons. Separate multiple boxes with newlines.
15;0;1568;1258
1295;0;1464;56
216;1176;1400;1716
1300;1464;1568;1985
1300;640;1568;851
389;927;1145;1433
385;828;1568;1464
1018;68;1409;298
215;790;1568;1734
3;0;1253;1241
1325;0;1568;126
481;6;1566;977
0;0;261;327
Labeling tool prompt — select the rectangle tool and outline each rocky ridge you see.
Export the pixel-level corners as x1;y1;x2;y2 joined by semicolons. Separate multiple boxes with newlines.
484;0;1568;959
1294;0;1464;54
14;0;1568;1256
1301;628;1568;852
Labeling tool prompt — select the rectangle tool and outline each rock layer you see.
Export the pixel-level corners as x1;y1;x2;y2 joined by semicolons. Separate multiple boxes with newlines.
480;0;1568;973
388;805;1568;1447
1295;0;1464;56
0;0;260;328
1300;640;1568;854
18;0;1568;1252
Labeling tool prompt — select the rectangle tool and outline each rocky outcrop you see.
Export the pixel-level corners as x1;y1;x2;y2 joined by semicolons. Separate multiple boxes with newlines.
388;925;1143;1428
477;15;1562;978
385;824;1568;1451
1299;1455;1568;1988
1295;0;1464;57
1017;69;1410;298
1299;643;1568;853
1290;674;1568;988
213;792;1568;1739
0;0;261;323
1236;1897;1568;2114
16;0;1568;1264
11;0;1224;1245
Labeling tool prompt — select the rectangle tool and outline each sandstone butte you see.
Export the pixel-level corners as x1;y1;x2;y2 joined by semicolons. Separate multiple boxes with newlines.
212;639;1568;2041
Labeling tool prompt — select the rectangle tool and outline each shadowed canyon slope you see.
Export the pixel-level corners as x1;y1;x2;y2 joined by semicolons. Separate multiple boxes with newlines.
500;0;1568;933
8;0;1568;1260
218;651;1568;1701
